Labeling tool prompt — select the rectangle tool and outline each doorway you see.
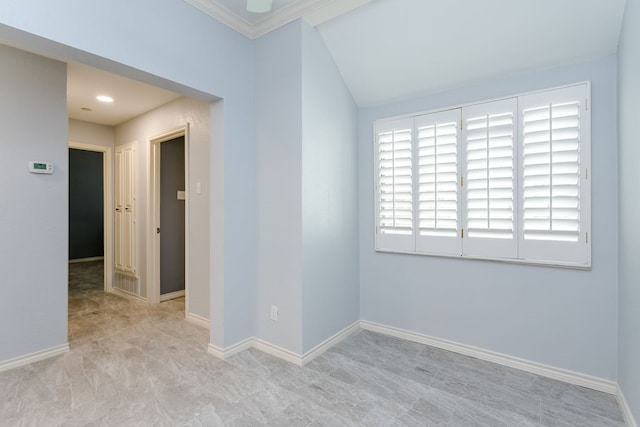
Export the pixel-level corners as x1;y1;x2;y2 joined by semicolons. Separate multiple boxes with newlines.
68;142;114;292
149;127;189;306
160;136;186;300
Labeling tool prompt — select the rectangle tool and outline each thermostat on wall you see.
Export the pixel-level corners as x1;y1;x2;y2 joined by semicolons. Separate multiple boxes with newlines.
28;161;54;174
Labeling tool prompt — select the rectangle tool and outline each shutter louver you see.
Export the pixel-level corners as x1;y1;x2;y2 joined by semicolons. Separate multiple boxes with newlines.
466;112;515;239
522;101;581;242
418;121;458;237
375;118;415;252
415;110;461;255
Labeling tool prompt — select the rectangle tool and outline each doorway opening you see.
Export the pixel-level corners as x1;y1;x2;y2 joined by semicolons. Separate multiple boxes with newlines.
148;127;189;311
68;142;114;293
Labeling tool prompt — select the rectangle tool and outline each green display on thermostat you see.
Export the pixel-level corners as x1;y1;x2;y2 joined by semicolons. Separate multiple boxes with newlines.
33;163;47;170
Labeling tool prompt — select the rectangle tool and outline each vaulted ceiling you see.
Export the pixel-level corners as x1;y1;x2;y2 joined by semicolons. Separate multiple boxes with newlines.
317;0;627;106
68;0;628;125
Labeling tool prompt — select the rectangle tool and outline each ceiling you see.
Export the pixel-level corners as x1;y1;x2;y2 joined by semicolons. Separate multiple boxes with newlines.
317;0;627;106
67;62;181;126
67;0;628;125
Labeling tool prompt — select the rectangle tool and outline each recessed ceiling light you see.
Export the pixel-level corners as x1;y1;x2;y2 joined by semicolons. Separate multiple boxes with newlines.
81;107;93;111
96;95;114;103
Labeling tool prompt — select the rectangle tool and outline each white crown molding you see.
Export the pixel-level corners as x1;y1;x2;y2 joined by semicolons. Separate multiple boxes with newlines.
251;0;338;38
183;0;254;38
303;0;375;27
183;0;375;39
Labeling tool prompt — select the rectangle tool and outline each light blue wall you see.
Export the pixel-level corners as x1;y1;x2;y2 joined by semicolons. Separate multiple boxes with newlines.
359;57;619;380
0;44;68;361
301;23;359;353
0;0;256;349
254;20;304;353
617;0;640;421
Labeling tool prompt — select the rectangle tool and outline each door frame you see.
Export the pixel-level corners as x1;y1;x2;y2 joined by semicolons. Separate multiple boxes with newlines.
147;126;190;309
68;142;114;292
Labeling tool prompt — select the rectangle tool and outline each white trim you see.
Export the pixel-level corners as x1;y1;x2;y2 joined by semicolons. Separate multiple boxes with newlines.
618;384;639;427
376;81;592;124
303;0;376;27
68;256;104;264
182;0;375;39
110;287;147;303
301;321;360;365
160;290;185;302
69;142;114;293
182;0;254;37
0;344;69;373
207;337;253;360
205;321;624;400
360;321;617;395
253;339;303;366
148;127;189;309
185;312;210;329
206;322;360;365
252;0;341;39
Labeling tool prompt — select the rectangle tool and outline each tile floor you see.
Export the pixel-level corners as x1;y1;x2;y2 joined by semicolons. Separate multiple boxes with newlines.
0;260;626;426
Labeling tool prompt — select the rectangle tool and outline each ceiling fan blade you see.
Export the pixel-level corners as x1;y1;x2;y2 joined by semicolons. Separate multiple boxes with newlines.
246;0;273;13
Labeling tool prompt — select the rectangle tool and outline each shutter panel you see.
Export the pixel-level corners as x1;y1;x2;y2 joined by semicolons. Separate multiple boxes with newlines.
519;84;590;265
375;118;414;251
462;99;517;258
415;109;462;255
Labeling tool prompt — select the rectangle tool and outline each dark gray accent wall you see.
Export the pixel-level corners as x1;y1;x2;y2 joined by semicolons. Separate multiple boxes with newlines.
160;136;186;295
69;148;104;260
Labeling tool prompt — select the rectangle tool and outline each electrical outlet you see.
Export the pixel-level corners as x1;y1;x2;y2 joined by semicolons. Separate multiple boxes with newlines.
270;305;278;321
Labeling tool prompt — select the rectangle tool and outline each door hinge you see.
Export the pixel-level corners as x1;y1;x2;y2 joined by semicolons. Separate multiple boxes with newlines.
461;228;464;238
460;176;464;187
585;98;588;111
460;119;463;130
586;232;589;244
585;168;589;180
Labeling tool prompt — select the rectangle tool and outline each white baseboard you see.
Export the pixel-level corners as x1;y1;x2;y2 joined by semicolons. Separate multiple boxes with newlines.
253;339;303;366
205;319;621;399
0;344;69;373
360;321;617;395
110;287;147;303
68;256;104;264
208;337;253;360
185;312;210;329
207;321;359;366
618;384;638;427
160;290;185;302
301;321;360;365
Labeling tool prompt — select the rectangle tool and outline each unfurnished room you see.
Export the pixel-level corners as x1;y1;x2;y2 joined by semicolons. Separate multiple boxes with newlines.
0;0;639;425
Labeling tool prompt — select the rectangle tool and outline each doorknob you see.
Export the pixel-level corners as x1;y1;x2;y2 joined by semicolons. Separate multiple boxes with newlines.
156;227;160;234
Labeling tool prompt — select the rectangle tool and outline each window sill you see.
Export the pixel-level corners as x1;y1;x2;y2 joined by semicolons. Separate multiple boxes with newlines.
374;247;592;271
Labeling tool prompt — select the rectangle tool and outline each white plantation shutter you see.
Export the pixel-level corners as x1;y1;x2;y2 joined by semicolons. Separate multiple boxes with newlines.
462;99;517;258
519;84;590;265
415;110;461;255
372;83;590;268
375;118;414;251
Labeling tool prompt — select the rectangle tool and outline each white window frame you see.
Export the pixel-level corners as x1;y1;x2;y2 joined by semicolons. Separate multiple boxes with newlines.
373;82;591;269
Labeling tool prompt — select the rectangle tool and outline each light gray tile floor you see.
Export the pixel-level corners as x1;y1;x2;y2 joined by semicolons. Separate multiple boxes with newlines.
0;260;626;426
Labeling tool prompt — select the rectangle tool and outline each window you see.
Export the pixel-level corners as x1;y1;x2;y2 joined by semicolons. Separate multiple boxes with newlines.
374;83;591;268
